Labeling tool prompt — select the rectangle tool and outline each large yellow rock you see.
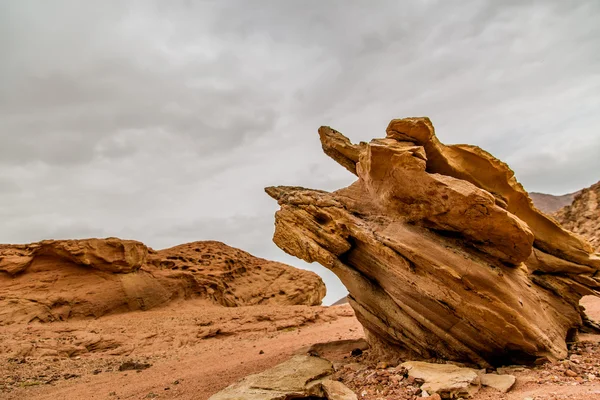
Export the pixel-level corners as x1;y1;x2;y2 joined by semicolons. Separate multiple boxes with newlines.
266;117;600;367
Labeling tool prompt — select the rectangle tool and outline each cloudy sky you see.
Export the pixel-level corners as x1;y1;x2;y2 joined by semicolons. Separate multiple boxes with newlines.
1;1;599;304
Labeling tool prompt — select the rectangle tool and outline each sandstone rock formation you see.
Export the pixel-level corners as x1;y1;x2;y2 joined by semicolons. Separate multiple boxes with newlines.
266;117;600;368
553;181;600;251
0;238;325;324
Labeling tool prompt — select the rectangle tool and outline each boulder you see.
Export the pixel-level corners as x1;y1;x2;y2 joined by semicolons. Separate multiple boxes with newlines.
402;361;515;398
479;373;516;393
0;239;326;324
402;361;480;398
266;117;600;367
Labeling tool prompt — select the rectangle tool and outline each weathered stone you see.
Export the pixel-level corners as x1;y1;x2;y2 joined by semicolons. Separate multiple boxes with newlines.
479;373;516;393
402;361;480;398
320;379;358;400
266;117;600;367
208;355;355;400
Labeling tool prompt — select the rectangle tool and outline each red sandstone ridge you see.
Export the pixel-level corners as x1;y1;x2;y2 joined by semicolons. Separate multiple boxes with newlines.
0;238;326;324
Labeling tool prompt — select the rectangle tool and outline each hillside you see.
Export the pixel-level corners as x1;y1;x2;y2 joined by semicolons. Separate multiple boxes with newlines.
553;181;600;251
530;191;580;214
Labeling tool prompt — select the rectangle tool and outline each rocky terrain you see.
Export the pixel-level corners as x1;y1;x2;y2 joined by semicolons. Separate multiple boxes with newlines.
0;238;326;325
2;298;599;400
554;181;600;251
267;117;600;368
2;117;599;399
0;301;359;400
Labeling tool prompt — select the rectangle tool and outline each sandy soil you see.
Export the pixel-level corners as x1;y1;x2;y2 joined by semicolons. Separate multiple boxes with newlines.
0;300;361;400
1;296;599;400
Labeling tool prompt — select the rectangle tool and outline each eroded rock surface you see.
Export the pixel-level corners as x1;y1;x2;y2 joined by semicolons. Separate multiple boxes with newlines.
402;361;516;398
0;239;325;324
266;117;600;368
402;361;481;398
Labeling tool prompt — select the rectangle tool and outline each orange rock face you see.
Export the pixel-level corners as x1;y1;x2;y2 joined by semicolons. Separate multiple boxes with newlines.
266;117;600;367
0;238;325;324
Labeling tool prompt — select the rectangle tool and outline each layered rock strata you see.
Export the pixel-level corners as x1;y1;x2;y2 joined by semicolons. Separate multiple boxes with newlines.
266;117;600;367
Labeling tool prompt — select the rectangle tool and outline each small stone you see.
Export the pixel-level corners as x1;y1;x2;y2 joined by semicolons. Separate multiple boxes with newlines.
376;361;389;369
480;374;516;393
565;369;578;377
259;350;264;355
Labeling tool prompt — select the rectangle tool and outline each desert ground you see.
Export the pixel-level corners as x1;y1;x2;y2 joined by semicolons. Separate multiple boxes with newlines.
1;296;599;400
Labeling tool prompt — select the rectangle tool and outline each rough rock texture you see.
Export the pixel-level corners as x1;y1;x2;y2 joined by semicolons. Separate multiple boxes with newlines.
266;117;600;368
402;361;516;398
208;355;357;400
148;241;325;306
402;361;481;398
553;181;600;251
0;238;325;324
530;191;579;214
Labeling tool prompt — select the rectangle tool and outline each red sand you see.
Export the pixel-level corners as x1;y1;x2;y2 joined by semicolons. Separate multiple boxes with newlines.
2;296;599;400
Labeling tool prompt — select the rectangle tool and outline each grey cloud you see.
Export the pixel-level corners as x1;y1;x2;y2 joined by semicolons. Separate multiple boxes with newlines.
1;0;599;304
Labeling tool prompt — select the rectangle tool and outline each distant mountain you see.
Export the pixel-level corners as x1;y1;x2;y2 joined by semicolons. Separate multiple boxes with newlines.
332;296;349;306
530;191;580;214
553;181;600;251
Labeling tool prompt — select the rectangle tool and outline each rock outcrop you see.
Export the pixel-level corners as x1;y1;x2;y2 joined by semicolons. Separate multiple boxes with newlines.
266;117;600;368
553;181;600;251
0;238;326;324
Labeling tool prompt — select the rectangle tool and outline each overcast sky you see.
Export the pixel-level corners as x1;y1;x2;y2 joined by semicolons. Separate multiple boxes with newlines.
1;1;599;304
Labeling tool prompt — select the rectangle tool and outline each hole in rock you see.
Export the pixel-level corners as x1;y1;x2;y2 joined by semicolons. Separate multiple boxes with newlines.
314;212;331;225
486;345;538;367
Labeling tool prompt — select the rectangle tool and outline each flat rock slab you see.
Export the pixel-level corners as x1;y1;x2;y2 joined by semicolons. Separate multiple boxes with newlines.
402;361;516;398
209;355;356;400
480;373;516;393
402;361;481;398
